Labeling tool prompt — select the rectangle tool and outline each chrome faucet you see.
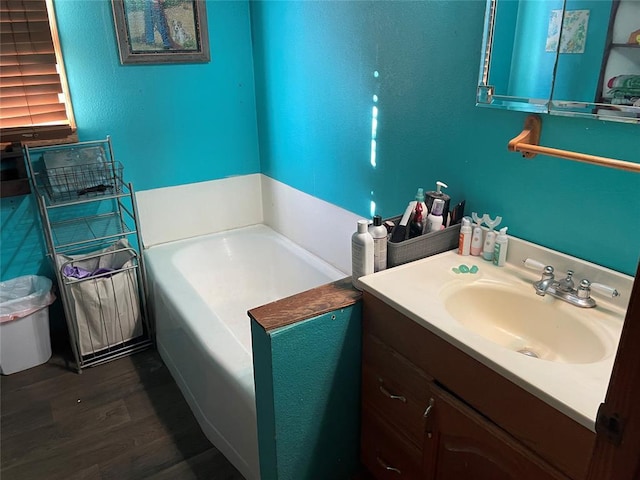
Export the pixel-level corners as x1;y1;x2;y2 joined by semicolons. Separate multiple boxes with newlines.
533;266;556;295
525;259;620;308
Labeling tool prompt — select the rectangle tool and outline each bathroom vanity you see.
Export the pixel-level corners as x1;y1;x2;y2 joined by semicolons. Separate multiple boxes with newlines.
358;246;631;480
361;291;589;479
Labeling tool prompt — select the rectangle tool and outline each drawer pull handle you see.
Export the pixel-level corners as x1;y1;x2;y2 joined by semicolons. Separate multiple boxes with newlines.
379;385;407;403
423;397;435;418
376;456;402;474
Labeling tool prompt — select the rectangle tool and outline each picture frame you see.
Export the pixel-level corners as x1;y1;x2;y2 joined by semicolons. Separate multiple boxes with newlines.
112;0;210;65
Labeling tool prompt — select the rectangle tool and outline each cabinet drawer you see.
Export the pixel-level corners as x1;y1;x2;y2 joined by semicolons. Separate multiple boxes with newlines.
361;406;423;480
363;333;430;402
362;364;428;448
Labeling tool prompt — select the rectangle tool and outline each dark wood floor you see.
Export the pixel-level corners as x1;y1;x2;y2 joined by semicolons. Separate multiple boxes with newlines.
0;347;245;480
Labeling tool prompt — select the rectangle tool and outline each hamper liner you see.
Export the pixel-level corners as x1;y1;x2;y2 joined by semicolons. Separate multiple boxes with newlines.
56;240;142;356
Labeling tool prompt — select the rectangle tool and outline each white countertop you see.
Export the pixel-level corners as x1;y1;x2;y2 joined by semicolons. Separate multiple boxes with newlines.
359;247;632;432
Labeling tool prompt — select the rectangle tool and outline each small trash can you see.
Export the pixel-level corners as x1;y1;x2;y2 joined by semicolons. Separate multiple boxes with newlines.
0;275;56;375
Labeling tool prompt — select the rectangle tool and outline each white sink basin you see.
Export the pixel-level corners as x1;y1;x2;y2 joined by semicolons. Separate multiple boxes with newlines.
440;282;608;364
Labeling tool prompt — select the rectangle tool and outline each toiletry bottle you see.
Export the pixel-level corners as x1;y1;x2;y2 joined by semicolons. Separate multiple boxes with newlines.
368;215;388;272
426;198;445;233
409;200;425;238
409;188;429;238
493;226;508;266
482;230;496;261
352;219;374;289
458;217;472;255
390;188;427;242
425;181;450;226
470;223;483;256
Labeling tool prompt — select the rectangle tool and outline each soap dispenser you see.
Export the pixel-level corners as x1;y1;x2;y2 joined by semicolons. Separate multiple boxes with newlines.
425;181;450;224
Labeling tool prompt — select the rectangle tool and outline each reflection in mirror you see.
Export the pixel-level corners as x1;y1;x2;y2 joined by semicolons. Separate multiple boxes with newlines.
478;0;562;113
552;0;640;121
478;0;640;124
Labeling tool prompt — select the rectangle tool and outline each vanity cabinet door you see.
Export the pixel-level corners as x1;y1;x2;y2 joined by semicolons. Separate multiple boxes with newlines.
425;384;570;480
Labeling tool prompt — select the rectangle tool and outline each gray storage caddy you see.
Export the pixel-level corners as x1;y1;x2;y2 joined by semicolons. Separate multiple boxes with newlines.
387;217;461;268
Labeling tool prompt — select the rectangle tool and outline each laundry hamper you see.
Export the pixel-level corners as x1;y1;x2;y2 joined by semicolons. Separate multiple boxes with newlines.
56;239;143;357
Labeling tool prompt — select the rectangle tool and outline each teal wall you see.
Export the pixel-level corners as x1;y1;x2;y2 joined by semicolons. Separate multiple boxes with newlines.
252;305;362;480
250;0;640;276
2;0;639;281
1;0;259;281
55;0;260;191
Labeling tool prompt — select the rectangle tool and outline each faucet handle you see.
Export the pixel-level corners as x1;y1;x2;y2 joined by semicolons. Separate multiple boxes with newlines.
542;265;555;279
577;279;591;299
523;258;546;271
577;280;620;300
590;282;620;299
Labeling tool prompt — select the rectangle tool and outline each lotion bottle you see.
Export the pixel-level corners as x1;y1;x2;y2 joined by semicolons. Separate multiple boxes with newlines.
470;223;483;256
368;215;388;272
458;217;472;255
482;230;496;261
351;219;374;289
493;227;509;266
426;198;445;233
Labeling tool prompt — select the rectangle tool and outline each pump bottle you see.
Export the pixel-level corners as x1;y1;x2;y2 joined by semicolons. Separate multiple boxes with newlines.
482;230;497;261
458;217;472;255
351;219;374;289
493;227;509;266
426;198;445;233
391;188;428;242
425;181;450;225
470;224;483;256
409;201;425;238
368;215;388;272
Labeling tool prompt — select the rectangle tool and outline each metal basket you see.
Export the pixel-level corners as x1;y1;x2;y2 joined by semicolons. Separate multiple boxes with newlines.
42;160;123;202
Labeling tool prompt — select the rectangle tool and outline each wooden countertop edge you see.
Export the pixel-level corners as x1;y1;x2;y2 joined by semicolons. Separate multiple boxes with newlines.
249;277;362;332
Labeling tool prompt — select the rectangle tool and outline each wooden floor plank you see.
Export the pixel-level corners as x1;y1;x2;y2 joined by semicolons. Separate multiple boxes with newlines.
145;447;245;480
0;348;245;480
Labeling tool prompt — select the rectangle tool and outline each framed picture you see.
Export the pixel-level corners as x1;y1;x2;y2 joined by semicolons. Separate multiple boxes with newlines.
112;0;210;65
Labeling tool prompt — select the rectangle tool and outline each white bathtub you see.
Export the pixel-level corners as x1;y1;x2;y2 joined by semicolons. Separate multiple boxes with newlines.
145;224;346;480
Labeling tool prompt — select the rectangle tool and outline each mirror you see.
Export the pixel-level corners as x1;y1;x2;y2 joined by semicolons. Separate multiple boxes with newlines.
478;0;640;124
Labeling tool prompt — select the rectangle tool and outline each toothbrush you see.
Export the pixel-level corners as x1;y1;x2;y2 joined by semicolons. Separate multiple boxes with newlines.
483;214;502;231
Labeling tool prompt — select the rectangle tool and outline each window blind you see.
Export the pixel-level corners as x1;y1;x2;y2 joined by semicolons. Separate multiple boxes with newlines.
0;0;75;143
